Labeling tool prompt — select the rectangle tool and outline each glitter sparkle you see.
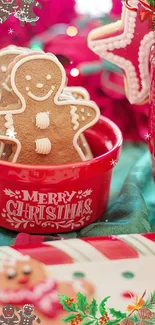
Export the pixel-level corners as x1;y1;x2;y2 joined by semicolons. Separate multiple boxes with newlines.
8;28;14;35
145;133;151;140
110;159;117;166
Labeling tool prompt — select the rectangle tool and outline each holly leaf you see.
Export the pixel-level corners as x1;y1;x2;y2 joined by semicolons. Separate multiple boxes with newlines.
59;295;77;312
109;308;126;319
77;292;88;313
62;314;76;323
81;320;98;325
99;296;110;315
107;320;122;325
89;299;98;317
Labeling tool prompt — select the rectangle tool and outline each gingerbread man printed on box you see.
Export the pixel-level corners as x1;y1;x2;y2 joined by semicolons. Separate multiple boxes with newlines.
16;305;41;325
0;0;18;24
14;0;42;26
0;52;100;165
0;304;19;324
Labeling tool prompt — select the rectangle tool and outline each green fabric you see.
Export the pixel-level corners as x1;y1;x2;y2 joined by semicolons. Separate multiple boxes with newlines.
0;142;154;245
61;143;152;239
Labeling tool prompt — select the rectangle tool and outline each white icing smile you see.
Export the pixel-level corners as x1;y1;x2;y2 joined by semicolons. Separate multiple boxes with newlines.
27;85;55;101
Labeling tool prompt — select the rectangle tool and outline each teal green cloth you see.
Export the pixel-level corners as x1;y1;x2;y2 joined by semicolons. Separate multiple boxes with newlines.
0;143;155;244
61;143;152;238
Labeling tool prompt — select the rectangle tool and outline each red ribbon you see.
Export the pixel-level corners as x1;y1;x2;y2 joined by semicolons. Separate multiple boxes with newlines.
125;0;155;28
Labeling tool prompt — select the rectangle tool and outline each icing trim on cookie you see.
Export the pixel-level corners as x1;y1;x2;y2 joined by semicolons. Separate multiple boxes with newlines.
2;82;12;92
0;136;21;163
0;142;5;158
88;0;154;104
36;112;50;129
70;106;80;130
66;87;90;101
0;49;24;59
72;103;100;161
4;113;17;139
35;138;52;155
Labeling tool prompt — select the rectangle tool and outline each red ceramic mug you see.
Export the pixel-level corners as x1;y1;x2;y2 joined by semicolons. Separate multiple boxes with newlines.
0;116;122;234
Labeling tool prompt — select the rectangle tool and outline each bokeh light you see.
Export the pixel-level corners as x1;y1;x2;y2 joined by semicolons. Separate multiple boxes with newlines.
66;26;78;37
76;0;112;17
70;68;80;77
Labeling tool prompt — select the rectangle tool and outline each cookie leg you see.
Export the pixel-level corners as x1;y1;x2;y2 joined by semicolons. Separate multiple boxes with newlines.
20;21;25;26
30;21;36;26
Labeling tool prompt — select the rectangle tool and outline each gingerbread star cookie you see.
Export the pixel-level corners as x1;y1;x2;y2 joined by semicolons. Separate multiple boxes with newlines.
88;0;154;104
0;53;100;165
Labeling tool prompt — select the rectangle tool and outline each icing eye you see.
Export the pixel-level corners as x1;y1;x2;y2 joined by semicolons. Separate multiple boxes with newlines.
7;268;17;279
1;65;7;73
26;87;29;92
25;75;31;81
46;74;52;80
22;264;32;275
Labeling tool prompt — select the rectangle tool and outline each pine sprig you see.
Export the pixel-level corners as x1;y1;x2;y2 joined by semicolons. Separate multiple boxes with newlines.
144;291;155;309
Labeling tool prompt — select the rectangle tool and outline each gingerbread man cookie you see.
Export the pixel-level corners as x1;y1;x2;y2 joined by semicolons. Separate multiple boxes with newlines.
0;46;29;100
0;53;100;165
0;50;42;109
59;87;93;160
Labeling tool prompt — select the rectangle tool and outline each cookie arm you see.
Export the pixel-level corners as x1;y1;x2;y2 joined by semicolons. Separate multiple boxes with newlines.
0;316;4;324
70;102;100;161
13;316;19;324
0;136;21;163
35;316;41;324
35;2;42;8
70;102;100;133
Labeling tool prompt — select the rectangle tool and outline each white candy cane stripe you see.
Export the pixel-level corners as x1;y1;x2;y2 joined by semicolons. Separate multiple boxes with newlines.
118;234;155;257
129;235;155;256
0;247;24;271
46;239;108;262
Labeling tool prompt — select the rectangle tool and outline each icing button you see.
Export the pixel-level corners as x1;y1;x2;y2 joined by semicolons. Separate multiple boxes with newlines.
35;138;52;155
36;112;50;129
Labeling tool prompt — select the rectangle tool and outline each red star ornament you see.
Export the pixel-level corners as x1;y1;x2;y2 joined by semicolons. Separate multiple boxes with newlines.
88;0;154;105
